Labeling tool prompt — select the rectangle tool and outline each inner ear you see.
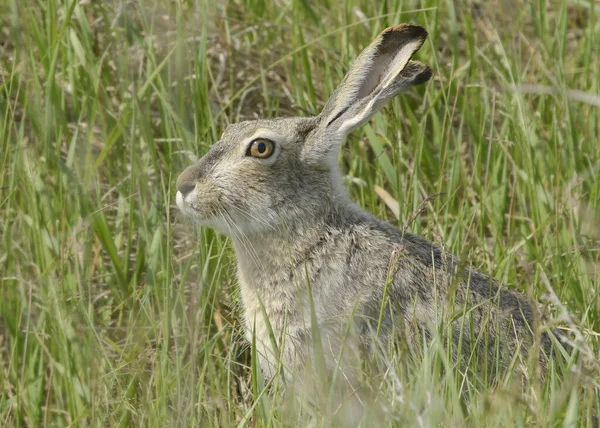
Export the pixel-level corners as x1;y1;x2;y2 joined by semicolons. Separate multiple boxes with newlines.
304;24;431;163
360;32;426;98
357;51;395;99
320;24;429;131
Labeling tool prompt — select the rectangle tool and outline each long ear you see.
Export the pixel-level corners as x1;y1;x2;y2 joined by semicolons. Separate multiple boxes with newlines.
310;24;431;156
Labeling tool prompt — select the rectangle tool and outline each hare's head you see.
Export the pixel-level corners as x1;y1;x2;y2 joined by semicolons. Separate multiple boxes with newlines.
176;24;431;235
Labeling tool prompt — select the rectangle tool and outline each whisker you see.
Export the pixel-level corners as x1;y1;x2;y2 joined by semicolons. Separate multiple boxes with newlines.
223;209;266;272
229;205;278;232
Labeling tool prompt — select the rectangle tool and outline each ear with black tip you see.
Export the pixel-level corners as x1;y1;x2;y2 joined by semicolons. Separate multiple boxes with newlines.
306;24;431;160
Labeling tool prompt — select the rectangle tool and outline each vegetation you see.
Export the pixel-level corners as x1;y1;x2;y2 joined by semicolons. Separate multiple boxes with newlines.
1;0;598;425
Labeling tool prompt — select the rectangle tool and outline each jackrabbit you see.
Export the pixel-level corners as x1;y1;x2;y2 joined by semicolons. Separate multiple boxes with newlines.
176;24;556;387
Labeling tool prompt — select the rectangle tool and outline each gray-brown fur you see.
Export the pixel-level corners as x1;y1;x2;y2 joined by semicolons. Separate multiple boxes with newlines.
176;24;553;387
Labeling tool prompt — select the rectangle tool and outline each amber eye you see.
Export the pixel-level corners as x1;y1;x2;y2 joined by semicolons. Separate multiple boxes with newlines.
247;138;275;159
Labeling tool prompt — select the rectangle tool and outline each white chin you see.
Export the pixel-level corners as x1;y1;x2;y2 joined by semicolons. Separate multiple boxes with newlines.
176;191;198;217
175;192;235;236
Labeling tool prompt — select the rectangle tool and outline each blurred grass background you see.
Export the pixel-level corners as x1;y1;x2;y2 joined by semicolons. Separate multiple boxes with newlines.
1;0;599;425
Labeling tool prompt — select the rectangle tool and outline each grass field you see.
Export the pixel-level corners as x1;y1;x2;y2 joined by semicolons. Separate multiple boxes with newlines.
1;0;599;426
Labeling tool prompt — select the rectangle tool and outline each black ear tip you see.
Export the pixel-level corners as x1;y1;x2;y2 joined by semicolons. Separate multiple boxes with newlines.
378;24;429;55
414;66;433;86
383;24;428;42
401;62;433;86
405;24;428;40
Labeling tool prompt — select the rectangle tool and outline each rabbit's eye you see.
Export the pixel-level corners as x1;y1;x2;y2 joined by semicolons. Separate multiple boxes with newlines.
247;138;275;159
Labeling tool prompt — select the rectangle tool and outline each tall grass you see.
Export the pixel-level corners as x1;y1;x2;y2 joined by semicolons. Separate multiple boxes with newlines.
1;0;599;426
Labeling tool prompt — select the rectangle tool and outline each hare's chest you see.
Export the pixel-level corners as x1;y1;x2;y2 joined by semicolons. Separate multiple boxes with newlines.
238;271;310;335
236;264;362;380
237;272;312;378
236;262;342;335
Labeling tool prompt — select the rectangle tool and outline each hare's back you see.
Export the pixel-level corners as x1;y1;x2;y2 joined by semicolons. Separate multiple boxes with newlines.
354;216;550;360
